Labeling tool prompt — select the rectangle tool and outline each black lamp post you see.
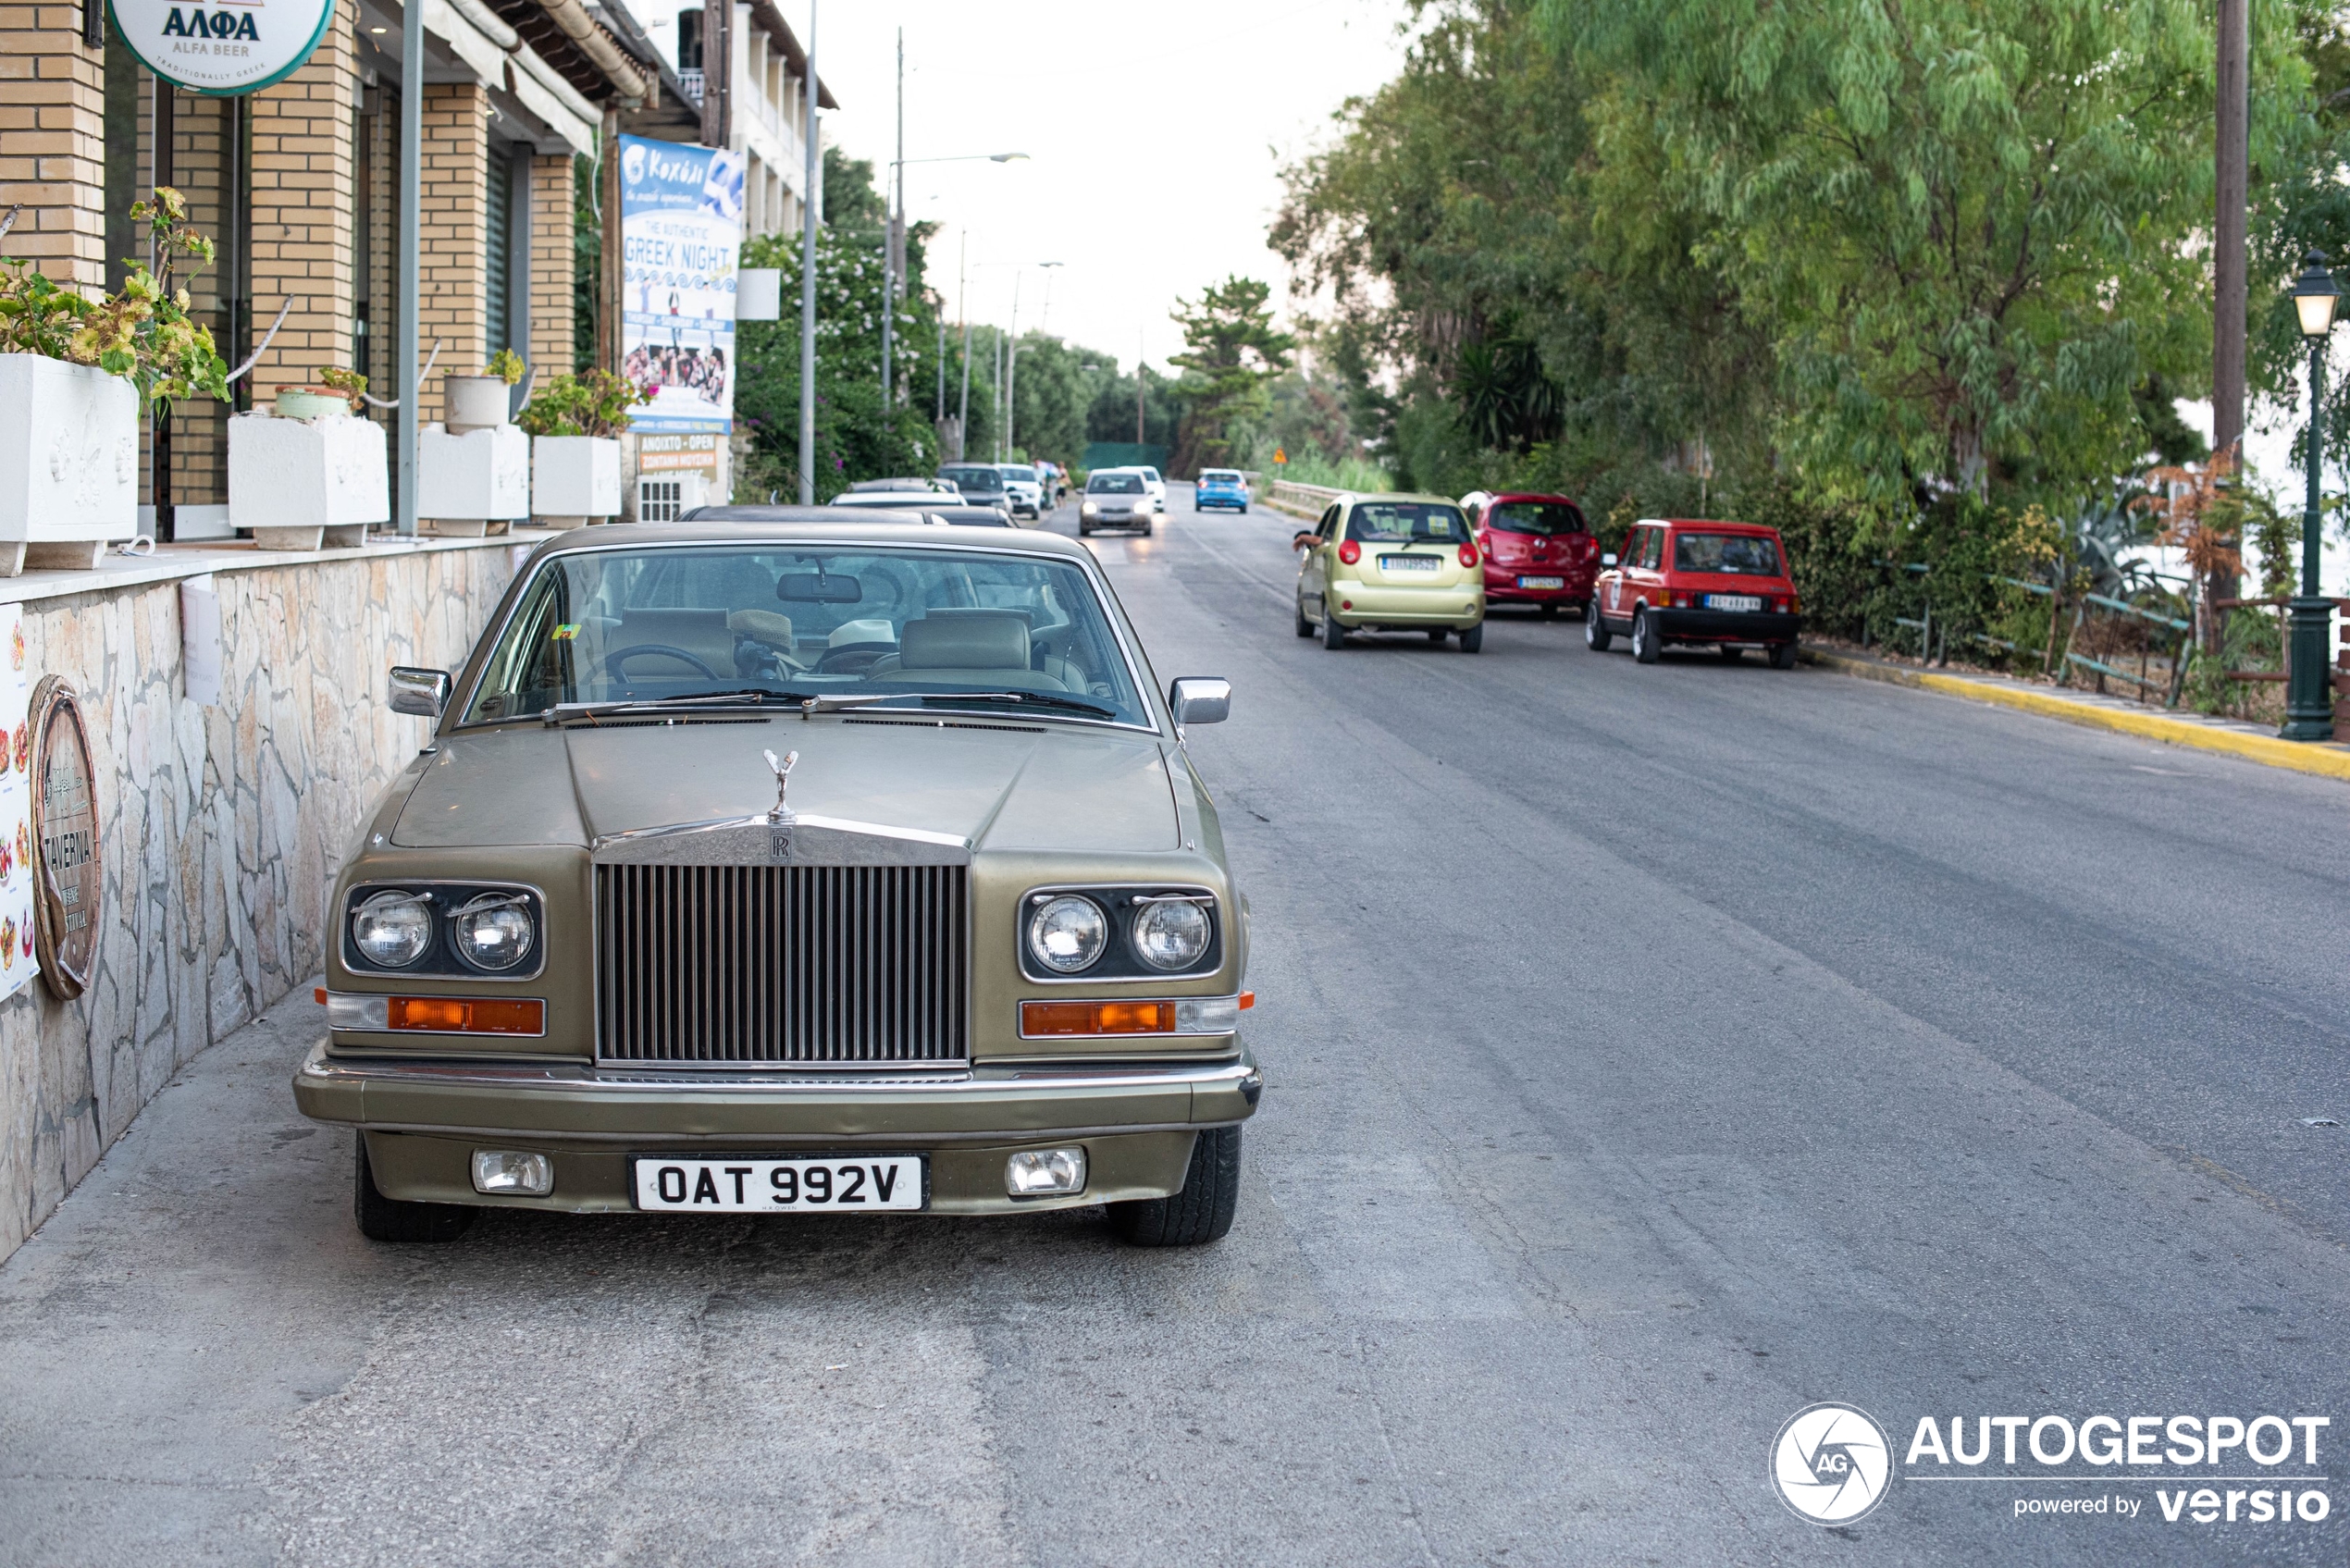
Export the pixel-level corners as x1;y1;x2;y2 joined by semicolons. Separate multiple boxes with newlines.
2284;250;2341;741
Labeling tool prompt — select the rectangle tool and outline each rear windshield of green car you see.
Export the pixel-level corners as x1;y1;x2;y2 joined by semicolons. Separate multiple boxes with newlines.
463;545;1146;727
1487;501;1586;537
1673;532;1781;574
1346;503;1466;543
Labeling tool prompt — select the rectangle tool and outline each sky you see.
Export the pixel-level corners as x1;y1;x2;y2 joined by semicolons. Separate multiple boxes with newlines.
777;0;1416;374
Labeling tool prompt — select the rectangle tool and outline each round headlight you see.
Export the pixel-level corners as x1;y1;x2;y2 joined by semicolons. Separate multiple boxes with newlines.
451;893;535;971
1028;895;1107;973
352;890;432;969
1132;897;1211;970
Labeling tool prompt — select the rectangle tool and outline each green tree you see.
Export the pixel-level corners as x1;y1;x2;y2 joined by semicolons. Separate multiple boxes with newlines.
1168;277;1294;474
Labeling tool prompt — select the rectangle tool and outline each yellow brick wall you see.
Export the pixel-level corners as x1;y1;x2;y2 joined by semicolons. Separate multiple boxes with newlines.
0;2;107;290
245;0;358;401
416;80;489;426
528;152;574;380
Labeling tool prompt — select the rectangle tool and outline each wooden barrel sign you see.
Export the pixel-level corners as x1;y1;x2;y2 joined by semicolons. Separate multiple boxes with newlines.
30;676;99;1001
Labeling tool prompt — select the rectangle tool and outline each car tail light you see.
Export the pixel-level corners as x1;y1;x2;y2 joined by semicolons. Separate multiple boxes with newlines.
1337;539;1361;565
1459;543;1478;568
1788;594;1802;614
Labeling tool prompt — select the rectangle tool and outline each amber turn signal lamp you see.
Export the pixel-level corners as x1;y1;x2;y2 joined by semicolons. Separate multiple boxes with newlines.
1020;1000;1175;1036
1240;991;1255;1009
388;996;545;1034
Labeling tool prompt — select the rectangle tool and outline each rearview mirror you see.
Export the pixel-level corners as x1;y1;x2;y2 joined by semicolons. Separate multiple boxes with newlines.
1601;552;1618;568
776;573;864;604
389;665;451;718
1169;677;1231;727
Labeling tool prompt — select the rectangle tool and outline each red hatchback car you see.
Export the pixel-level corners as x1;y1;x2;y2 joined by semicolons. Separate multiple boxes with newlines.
1586;516;1803;667
1469;493;1602;616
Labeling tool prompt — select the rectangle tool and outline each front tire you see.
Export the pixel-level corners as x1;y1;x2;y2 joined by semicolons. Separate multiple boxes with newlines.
1321;610;1346;649
353;1134;474;1243
1632;608;1661;663
1585;609;1613;651
1770;640;1799;670
1107;1126;1241;1246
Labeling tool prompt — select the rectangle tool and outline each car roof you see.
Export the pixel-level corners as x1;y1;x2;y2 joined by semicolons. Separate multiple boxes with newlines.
528;518;1095;561
1345;491;1464;507
1640;516;1778;534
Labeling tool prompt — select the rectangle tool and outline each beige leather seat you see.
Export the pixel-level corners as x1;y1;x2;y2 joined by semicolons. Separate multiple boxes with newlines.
869;613;1070;692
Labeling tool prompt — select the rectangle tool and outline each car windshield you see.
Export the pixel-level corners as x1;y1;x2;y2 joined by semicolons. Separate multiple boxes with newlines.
1347;502;1466;543
1088;474;1143;494
461;544;1148;726
939;466;1004;491
1674;532;1782;574
1487;500;1586;537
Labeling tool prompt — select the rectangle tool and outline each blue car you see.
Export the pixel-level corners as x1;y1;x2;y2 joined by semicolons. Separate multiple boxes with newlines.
1194;468;1251;512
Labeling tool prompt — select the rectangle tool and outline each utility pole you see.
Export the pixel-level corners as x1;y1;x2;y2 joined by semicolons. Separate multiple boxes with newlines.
397;0;423;535
956;237;971;462
797;0;819;502
1006;271;1020;460
880;28;899;440
2213;0;2248;628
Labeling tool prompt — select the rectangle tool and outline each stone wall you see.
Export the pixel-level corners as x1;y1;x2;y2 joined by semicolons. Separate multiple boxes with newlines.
0;541;522;1258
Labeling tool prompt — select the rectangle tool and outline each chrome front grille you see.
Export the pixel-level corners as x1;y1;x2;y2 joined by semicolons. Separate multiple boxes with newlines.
595;863;969;1065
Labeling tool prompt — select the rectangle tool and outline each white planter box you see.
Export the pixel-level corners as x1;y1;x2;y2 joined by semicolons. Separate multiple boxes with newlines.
228;411;391;549
419;423;529;534
0;352;139;574
532;436;622;527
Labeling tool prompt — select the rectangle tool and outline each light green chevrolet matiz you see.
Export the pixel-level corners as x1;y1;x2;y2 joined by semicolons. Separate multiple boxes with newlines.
1292;492;1487;651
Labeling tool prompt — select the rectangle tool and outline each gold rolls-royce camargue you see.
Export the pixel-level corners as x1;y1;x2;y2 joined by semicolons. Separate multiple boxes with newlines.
293;522;1259;1246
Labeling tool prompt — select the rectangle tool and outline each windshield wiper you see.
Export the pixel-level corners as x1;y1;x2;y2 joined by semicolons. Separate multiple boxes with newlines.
798;690;1118;721
550;688;813;722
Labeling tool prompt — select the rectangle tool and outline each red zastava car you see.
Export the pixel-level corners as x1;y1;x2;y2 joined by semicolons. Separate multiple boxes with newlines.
1468;492;1602;616
1587;517;1803;667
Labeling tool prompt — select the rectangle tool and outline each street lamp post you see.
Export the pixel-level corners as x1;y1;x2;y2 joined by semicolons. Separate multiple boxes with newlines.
2284;250;2341;742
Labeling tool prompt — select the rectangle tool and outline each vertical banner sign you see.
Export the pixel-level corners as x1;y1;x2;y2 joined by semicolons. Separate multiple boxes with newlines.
619;135;746;438
0;612;37;1000
105;0;337;95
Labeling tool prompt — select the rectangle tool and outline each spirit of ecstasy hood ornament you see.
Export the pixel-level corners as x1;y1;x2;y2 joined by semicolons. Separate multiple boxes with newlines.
761;748;798;823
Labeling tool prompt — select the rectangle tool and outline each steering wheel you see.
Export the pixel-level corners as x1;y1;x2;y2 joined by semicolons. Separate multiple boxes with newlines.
604;643;721;681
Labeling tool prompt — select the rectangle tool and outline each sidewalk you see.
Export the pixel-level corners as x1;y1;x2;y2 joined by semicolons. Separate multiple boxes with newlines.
1802;646;2350;784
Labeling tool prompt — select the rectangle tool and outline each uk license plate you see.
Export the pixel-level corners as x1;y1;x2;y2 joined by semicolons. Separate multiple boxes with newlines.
1380;554;1441;573
1707;593;1764;612
1517;575;1565;590
632;1155;926;1212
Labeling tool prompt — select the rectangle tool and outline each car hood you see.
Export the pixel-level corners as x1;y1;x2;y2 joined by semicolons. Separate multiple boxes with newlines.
390;719;1181;854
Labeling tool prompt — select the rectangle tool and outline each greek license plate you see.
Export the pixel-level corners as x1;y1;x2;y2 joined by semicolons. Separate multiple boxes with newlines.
1517;575;1566;590
632;1155;926;1212
1707;594;1764;612
1380;554;1441;573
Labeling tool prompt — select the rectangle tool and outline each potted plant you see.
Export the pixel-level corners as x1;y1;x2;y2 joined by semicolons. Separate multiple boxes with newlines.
519;370;651;527
445;347;524;433
229;354;390;549
0;188;229;573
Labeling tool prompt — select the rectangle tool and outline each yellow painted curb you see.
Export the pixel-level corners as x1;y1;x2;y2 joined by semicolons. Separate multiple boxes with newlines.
1809;651;2350;783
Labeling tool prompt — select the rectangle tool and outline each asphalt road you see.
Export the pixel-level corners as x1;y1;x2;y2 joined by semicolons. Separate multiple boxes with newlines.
5;487;2350;1565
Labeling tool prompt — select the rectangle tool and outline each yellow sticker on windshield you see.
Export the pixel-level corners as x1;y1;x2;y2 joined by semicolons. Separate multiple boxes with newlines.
552;623;580;641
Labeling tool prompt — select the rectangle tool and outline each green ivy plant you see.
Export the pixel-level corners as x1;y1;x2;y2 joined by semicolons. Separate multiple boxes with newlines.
515;369;652;439
0;187;230;406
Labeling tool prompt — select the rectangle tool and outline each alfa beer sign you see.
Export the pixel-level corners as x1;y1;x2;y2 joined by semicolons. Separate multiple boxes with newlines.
107;0;335;96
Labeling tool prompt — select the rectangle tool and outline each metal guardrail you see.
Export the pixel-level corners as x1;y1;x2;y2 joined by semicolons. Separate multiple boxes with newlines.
1265;480;1347;516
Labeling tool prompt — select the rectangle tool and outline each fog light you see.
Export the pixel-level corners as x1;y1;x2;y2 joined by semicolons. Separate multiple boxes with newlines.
471;1149;553;1196
1006;1147;1087;1196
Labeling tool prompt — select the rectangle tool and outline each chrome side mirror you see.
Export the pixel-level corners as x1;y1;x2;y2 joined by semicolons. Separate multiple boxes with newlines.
1169;677;1231;727
1601;552;1618;568
389;665;452;718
